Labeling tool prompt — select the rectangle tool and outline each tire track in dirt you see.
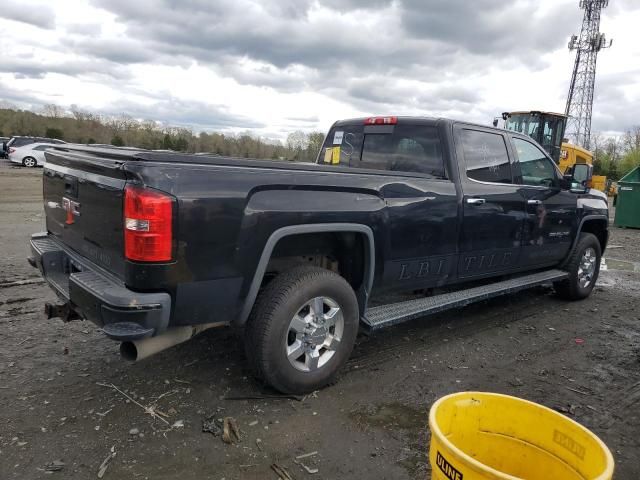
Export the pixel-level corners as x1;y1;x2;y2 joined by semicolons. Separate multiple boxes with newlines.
345;291;548;374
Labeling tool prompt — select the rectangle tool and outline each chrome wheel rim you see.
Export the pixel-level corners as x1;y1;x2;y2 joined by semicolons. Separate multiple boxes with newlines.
24;158;36;167
285;296;344;372
578;247;597;288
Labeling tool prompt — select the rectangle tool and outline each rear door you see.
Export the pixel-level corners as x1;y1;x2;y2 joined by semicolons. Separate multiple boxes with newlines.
43;148;128;278
32;144;51;165
454;125;525;279
319;119;460;290
359;122;459;289
509;136;577;267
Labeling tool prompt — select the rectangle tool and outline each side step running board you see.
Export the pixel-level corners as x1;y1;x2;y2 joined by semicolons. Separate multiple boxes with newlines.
362;269;568;331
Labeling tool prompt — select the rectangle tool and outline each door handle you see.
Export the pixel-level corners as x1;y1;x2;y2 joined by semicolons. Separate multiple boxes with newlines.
527;199;543;206
466;198;486;205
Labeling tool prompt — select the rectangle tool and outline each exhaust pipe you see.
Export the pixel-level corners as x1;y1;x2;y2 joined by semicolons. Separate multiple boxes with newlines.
120;322;224;362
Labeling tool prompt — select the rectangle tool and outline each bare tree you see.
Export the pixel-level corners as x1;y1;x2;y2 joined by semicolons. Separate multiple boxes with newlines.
591;132;604;160
42;104;65;118
286;130;308;160
622;126;640;153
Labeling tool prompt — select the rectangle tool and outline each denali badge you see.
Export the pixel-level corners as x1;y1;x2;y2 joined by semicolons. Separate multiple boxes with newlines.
62;197;81;225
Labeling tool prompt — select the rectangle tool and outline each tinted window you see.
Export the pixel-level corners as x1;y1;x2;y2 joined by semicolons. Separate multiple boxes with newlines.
513;138;558;186
319;124;445;177
359;125;444;176
461;130;512;184
12;138;35;147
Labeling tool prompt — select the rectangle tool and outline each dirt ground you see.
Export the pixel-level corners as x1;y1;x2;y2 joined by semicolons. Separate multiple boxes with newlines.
1;160;639;480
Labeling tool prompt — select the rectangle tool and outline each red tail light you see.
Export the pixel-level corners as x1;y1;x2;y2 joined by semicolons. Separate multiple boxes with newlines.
364;116;397;125
9;147;15;154
124;185;173;262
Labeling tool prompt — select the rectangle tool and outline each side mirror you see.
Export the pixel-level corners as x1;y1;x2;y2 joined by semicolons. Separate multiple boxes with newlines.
563;164;593;192
572;163;592;186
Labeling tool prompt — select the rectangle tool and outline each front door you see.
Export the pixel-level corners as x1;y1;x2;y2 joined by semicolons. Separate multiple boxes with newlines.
455;125;525;279
509;136;577;267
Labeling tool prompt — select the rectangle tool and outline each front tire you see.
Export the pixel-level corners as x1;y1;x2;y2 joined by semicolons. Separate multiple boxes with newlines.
554;232;601;300
245;266;359;394
22;157;37;168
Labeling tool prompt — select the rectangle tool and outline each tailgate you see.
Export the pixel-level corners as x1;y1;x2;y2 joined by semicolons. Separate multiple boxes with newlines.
43;148;129;278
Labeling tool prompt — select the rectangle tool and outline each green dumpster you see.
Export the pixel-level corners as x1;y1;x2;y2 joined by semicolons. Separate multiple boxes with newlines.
614;166;640;229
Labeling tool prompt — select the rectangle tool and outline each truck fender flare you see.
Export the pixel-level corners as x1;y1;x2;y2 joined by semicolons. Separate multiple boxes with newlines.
560;214;608;268
236;223;375;326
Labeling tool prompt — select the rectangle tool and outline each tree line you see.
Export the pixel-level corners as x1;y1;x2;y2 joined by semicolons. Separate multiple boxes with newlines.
590;128;640;181
0;105;325;162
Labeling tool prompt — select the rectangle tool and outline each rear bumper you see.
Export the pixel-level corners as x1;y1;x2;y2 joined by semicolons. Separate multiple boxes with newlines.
29;233;171;341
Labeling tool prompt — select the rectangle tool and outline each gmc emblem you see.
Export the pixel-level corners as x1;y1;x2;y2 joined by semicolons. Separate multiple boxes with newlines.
62;197;81;225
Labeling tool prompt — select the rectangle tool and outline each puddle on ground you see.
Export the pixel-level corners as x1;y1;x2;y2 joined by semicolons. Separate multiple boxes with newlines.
351;402;426;430
602;257;640;273
350;403;428;476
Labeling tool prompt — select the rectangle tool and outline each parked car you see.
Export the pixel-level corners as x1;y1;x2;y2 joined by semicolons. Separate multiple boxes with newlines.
0;137;9;159
4;136;66;164
8;142;58;167
29;116;608;394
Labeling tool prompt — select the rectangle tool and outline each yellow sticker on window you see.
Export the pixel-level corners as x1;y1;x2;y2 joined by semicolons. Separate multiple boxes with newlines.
323;147;333;163
331;146;341;164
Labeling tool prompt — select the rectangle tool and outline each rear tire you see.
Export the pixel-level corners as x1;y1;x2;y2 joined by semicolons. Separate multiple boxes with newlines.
22;157;37;168
245;266;359;394
554;232;601;300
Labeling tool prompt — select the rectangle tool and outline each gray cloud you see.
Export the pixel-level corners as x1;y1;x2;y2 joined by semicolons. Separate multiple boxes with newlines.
0;81;48;109
401;0;575;57
0;80;265;132
321;0;393;10
66;22;103;36
591;68;640;133
0;57;132;80
3;0;638;135
287;115;320;123
99;96;266;131
80;0;579;111
1;0;56;29
608;0;638;15
61;37;156;64
89;0;573;70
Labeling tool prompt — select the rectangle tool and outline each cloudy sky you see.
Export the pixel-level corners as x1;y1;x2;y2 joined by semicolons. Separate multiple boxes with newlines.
1;0;639;140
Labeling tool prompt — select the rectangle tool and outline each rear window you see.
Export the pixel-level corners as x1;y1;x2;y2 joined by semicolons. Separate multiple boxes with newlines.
11;138;35;148
319;123;445;178
9;137;63;147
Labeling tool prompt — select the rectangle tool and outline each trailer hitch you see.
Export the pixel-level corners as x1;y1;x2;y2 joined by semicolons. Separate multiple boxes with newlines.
44;302;81;322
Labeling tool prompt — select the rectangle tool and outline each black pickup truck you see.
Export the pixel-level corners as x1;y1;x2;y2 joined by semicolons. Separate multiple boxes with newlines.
30;116;608;393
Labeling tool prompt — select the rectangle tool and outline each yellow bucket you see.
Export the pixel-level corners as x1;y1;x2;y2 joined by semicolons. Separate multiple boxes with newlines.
428;392;614;480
